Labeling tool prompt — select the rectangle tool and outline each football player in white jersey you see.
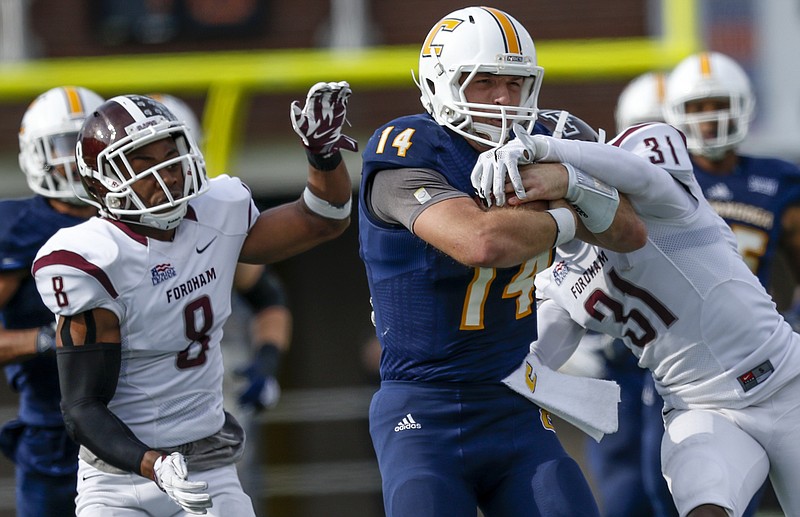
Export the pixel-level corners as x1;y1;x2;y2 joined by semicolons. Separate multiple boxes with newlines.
31;83;357;516
146;92;293;512
483;122;800;516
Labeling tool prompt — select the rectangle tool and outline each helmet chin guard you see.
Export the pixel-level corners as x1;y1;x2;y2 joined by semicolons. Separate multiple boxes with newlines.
416;6;543;148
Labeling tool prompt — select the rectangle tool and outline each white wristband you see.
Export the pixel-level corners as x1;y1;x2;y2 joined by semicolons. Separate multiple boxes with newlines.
303;187;351;220
546;207;577;248
562;163;619;234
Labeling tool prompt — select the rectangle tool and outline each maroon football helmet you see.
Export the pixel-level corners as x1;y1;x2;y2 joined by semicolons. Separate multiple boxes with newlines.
76;94;208;230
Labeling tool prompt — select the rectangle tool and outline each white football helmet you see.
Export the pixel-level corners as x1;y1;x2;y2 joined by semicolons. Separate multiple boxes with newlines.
416;6;543;148
75;95;209;230
18;86;105;203
147;93;204;146
614;71;667;133
664;51;755;159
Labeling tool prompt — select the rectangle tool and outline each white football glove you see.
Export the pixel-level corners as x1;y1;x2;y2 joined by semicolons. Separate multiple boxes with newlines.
153;452;212;515
470;123;549;207
290;81;358;158
36;322;57;354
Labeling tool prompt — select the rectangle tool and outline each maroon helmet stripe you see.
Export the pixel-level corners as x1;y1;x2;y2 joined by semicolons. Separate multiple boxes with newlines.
33;250;119;299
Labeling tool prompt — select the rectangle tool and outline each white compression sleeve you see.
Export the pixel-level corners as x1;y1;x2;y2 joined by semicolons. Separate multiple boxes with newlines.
540;137;693;219
530;297;588;370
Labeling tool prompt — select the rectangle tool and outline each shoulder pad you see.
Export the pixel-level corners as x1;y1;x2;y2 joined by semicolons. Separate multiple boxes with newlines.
538;109;599;141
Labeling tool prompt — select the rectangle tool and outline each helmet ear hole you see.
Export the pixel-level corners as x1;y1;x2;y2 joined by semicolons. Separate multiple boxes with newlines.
82;177;103;199
426;79;436;95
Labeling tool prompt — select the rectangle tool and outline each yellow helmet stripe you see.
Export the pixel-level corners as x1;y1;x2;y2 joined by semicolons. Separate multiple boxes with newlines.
481;6;521;54
655;71;667;103
699;52;712;78
62;86;84;116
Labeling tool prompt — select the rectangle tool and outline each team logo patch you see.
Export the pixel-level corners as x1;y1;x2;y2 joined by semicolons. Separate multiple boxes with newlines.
525;361;537;393
552;260;569;286
737;360;773;392
413;187;432;204
748;176;778;196
151;263;177;285
706;183;733;200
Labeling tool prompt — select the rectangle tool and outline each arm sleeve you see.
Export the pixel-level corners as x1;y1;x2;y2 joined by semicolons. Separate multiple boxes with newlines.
239;267;287;313
57;343;152;476
368;168;469;230
530;298;588;371
540;137;694;219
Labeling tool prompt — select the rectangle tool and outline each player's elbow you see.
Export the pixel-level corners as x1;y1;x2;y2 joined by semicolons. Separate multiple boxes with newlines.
462;243;502;268
310;215;350;241
459;233;525;268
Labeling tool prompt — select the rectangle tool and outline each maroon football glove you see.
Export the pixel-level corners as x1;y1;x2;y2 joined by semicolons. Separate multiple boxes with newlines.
290;81;358;159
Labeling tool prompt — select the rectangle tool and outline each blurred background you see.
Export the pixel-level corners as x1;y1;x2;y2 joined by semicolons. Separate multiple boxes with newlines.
0;1;796;515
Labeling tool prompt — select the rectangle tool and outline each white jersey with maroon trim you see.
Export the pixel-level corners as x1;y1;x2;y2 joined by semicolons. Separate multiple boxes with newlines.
532;123;800;411
33;174;258;447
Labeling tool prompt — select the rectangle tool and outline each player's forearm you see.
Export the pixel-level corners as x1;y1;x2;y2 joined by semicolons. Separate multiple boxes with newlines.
305;159;353;207
456;210;560;268
251;307;292;353
0;328;39;365
544;138;664;197
62;397;153;476
572;195;647;253
542;137;690;220
57;342;155;478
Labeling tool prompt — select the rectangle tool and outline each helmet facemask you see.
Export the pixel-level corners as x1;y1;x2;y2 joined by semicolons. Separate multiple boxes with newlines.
448;65;540;148
20;131;88;204
18;86;105;204
673;95;749;160
664;52;755;161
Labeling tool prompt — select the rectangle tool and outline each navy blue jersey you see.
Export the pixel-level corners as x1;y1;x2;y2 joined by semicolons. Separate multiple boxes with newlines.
358;113;552;383
693;155;800;287
0;196;87;426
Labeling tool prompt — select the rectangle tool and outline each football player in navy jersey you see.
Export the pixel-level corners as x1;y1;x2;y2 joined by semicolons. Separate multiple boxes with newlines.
664;51;800;309
358;6;647;516
0;86;103;517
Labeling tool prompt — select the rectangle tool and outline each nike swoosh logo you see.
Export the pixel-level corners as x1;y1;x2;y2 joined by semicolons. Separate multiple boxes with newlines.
311;128;334;140
196;236;217;254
